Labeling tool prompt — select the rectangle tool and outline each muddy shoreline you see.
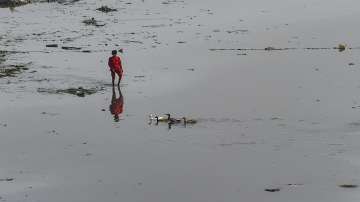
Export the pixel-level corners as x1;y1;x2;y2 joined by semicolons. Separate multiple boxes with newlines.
2;0;360;201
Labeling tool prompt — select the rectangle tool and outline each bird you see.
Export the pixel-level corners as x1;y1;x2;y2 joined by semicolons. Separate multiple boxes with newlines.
183;117;197;124
154;114;172;124
156;114;171;122
165;113;182;124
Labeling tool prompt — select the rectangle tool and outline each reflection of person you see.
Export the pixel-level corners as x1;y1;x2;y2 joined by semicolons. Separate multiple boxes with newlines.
109;86;124;122
108;50;123;86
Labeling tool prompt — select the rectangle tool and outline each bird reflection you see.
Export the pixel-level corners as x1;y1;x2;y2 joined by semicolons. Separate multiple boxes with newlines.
110;86;124;122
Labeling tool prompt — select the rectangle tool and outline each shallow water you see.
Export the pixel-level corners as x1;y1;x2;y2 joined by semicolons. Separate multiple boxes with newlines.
2;0;360;201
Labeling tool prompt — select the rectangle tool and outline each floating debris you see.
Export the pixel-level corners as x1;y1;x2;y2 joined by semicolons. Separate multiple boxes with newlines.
337;44;346;52
339;184;358;188
264;46;278;51
287;183;304;187
96;5;117;13
0;178;14;182
82;17;105;27
46;44;58;48
61;46;82;50
349;62;355;66
265;188;280;192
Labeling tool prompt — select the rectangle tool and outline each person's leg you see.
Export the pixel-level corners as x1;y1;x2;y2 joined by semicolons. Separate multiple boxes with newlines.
116;71;122;86
111;71;115;86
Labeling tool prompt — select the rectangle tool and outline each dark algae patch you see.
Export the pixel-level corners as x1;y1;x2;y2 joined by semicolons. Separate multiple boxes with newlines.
0;51;29;78
82;17;105;27
96;5;117;13
0;0;30;8
57;87;98;97
38;86;104;97
0;65;28;78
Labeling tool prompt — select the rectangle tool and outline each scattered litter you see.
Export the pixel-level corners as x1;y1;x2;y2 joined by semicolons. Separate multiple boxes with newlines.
96;5;117;13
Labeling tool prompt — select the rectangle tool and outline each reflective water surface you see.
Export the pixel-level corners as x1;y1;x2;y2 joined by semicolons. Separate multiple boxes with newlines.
1;0;360;201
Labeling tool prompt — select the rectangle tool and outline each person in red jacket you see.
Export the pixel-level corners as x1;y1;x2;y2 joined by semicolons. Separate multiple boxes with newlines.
108;50;123;86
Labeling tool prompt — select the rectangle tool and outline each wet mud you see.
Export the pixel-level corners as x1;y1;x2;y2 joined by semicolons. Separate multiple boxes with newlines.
2;0;360;202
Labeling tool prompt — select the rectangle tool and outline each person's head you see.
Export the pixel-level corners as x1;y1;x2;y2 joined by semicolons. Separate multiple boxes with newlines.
111;50;117;56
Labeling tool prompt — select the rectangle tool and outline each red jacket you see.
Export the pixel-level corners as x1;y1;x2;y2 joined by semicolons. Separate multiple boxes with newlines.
108;56;122;72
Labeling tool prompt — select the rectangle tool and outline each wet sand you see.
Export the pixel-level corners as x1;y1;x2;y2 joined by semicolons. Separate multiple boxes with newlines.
1;0;360;201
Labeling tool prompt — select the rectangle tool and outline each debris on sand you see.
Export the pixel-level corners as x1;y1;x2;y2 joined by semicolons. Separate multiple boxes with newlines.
0;50;7;64
264;46;278;51
37;86;103;97
0;0;30;8
82;17;105;27
46;44;58;48
287;183;304;187
96;5;117;13
0;178;14;182
339;184;358;188
265;188;280;192
61;46;82;50
0;64;29;78
334;44;346;52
